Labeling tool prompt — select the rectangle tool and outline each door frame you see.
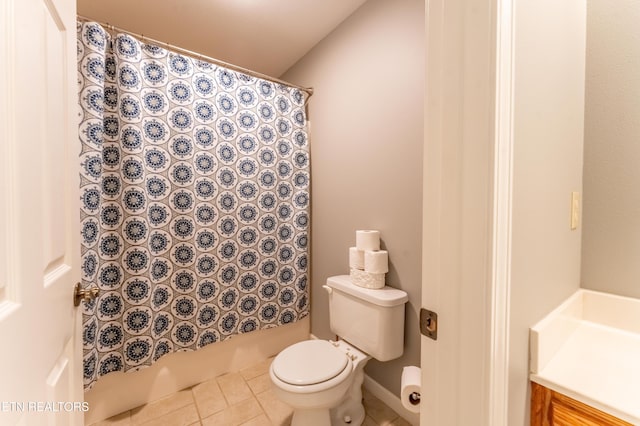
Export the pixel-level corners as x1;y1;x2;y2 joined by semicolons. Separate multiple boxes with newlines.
422;0;514;424
489;0;515;424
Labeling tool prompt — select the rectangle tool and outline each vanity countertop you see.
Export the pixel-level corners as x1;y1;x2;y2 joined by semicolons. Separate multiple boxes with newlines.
530;289;640;425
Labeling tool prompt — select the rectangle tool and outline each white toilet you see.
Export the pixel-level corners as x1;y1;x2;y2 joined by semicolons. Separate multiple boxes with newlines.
269;275;409;426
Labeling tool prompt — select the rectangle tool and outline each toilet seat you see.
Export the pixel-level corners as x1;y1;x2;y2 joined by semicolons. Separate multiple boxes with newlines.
271;340;353;394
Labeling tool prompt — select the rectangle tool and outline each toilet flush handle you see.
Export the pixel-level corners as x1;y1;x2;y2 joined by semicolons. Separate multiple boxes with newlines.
322;285;333;295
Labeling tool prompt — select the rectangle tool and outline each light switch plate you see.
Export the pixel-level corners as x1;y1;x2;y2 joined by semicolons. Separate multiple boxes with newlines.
571;191;580;230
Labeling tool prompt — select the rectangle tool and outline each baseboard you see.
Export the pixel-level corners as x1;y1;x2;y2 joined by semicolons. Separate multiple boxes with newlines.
363;374;420;426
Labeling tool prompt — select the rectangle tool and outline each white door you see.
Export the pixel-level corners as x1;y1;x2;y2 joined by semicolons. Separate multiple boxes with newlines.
421;0;508;425
0;0;83;425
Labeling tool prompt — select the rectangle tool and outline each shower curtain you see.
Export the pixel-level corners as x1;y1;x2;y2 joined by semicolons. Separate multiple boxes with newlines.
77;20;310;390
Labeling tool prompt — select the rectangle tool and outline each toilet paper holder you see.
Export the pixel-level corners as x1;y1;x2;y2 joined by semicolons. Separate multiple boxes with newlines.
401;365;422;414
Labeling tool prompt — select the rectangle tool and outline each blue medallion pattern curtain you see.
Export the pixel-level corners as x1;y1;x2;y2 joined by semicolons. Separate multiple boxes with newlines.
77;20;310;390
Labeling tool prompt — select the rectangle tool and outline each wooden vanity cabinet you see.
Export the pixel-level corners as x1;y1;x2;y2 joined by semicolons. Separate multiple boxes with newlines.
530;382;632;426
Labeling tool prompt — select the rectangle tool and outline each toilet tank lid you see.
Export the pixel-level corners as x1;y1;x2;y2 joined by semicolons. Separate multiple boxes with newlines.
326;275;409;307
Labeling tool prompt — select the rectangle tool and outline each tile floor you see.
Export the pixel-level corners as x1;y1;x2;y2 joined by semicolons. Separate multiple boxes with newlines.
88;357;411;426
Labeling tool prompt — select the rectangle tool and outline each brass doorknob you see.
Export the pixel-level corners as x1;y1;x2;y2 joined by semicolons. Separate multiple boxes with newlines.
74;282;100;306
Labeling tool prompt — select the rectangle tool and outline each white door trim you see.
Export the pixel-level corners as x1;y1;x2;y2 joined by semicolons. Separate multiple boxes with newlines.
489;0;515;425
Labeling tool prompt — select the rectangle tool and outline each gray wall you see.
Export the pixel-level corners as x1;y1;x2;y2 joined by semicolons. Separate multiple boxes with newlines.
581;0;640;299
509;0;586;424
281;0;424;396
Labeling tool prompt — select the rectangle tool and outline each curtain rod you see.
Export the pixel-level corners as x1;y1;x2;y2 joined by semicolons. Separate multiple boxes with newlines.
77;15;314;97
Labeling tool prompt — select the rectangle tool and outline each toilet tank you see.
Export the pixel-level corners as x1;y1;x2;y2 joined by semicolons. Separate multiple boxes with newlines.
325;275;408;362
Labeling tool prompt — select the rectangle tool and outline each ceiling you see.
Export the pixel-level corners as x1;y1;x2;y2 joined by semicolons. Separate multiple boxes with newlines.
77;0;368;78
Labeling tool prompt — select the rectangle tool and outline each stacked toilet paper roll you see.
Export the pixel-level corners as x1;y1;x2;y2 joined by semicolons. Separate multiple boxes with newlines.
364;250;389;274
349;230;388;289
348;247;365;270
355;230;380;251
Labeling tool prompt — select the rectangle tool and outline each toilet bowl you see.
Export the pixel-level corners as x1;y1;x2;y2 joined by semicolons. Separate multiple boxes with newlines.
270;275;409;426
270;339;370;426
